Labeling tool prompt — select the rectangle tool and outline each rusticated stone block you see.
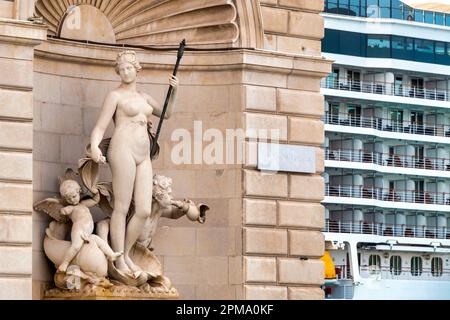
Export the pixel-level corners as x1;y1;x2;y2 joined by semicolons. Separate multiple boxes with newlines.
0;215;32;244
288;287;324;300
278;201;324;229
0;246;32;275
261;6;288;33
276;35;322;55
245;285;288;300
245;113;288;141
289;175;324;201
245;85;276;111
277;88;324;116
278;258;324;285
289;117;324;145
0;122;32;150
288;230;324;257
279;0;324;12
244;198;277;226
244;170;288;198
288;11;324;39
244;257;277;283
244;227;287;255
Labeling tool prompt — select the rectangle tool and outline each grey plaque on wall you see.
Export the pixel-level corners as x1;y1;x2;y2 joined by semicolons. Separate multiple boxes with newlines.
257;143;316;173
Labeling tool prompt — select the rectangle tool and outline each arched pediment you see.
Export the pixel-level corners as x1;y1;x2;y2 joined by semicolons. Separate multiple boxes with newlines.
34;0;264;48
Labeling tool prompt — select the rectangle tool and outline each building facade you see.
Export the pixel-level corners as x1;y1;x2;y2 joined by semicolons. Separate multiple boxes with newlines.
321;0;450;299
0;0;331;299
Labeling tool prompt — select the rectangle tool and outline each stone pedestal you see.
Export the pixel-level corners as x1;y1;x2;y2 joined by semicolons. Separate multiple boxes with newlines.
44;286;179;300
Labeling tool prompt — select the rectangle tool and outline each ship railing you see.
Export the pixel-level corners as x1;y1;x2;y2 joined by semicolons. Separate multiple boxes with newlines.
332;264;352;280
325;148;450;172
325;184;450;206
359;266;450;280
324;220;449;240
324;112;450;138
321;78;449;102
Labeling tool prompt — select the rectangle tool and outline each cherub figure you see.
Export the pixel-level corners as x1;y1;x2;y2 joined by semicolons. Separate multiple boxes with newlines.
34;170;122;273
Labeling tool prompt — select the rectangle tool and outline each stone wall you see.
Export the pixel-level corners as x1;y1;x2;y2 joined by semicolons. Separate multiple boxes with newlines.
260;0;324;56
0;18;46;300
242;0;328;299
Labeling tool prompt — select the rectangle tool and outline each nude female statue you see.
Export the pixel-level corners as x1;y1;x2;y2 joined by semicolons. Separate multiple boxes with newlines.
90;51;178;275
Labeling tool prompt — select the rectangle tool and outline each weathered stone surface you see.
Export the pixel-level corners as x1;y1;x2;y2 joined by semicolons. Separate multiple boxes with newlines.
244;227;287;255
244;198;277;226
288;287;325;300
289;117;324;145
289;175;324;201
0;278;31;300
245;113;288;141
0;246;32;275
244;170;288;198
245;285;288;300
245;85;276;111
261;6;288;33
288;11;324;39
278;258;324;285
0;215;32;244
288;230;325;257
0;152;32;181
278;89;324;116
278;201;324;229
279;0;324;12
244;257;277;283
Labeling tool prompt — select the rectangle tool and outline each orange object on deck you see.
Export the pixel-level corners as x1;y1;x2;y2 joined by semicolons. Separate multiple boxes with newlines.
321;251;336;279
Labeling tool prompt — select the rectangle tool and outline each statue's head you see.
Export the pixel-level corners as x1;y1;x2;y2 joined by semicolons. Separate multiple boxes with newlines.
153;175;172;208
115;50;142;84
60;180;81;205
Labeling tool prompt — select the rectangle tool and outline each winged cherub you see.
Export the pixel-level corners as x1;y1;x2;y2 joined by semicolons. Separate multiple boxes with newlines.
34;170;123;273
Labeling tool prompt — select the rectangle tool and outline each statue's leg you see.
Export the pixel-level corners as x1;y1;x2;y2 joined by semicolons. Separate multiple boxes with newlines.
124;158;153;274
90;235;122;261
96;218;110;242
58;231;84;272
109;152;136;273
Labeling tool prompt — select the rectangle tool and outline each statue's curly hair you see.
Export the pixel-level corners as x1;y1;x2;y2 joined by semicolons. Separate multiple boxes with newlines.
115;50;142;75
153;175;172;200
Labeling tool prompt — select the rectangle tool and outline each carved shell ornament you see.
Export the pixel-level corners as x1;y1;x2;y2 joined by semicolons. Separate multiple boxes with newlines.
34;0;240;46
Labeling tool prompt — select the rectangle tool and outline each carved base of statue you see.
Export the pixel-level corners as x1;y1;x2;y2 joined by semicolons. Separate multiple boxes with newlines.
44;284;179;300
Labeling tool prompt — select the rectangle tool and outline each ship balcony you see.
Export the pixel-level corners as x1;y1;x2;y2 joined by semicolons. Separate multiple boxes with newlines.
324;220;450;240
325;148;450;178
324;112;450;144
324;184;450;211
321;77;450;107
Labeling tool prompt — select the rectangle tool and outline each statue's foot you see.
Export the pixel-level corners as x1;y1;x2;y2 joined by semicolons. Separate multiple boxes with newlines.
58;262;69;273
124;255;142;274
114;257;131;274
108;251;123;262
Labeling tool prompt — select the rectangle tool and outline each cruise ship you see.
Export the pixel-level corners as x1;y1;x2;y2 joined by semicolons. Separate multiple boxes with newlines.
320;0;450;299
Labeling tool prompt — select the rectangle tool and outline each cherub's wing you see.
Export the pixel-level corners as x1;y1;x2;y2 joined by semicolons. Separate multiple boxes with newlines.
33;198;69;223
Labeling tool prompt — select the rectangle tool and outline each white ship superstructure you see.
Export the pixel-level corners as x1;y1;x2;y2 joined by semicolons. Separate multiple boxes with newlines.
321;0;450;299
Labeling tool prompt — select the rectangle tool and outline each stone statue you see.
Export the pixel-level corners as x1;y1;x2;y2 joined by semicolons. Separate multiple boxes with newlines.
34;50;210;299
89;50;178;277
37;171;123;274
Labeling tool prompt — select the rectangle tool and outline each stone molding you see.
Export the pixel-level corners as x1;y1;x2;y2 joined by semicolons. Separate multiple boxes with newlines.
33;0;266;48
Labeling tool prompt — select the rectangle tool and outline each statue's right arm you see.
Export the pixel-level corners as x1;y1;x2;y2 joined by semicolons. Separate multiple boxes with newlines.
90;91;119;163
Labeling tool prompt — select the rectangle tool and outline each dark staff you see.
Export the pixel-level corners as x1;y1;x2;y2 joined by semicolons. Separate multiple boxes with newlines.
151;39;186;157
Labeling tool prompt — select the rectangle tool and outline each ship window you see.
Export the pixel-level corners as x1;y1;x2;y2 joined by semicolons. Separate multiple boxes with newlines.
431;257;443;277
411;257;423;276
390;255;402;275
369;254;381;274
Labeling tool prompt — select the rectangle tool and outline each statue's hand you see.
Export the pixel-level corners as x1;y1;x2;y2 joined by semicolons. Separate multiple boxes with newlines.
91;146;106;164
169;75;179;89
